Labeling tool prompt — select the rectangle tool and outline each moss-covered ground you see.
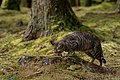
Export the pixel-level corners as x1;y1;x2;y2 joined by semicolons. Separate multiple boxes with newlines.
0;2;120;80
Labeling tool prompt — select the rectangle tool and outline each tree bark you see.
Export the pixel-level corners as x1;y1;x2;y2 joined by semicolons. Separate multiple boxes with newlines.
23;0;82;41
1;0;20;11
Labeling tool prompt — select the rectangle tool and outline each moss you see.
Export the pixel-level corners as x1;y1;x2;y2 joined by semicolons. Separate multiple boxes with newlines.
3;75;22;80
0;2;120;80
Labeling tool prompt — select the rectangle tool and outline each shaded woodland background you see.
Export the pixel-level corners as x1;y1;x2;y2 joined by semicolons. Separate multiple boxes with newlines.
0;0;120;80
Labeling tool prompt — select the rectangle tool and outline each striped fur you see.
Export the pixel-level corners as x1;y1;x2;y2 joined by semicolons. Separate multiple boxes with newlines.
50;32;106;66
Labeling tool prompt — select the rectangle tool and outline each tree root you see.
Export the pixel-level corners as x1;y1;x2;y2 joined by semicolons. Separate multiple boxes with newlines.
18;55;116;75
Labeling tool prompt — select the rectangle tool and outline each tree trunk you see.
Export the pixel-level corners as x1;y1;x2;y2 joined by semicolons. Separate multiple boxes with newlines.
20;0;31;8
23;0;82;41
26;0;32;8
76;0;80;6
20;0;27;7
116;0;120;13
0;0;2;7
1;0;20;11
85;0;92;7
69;0;80;6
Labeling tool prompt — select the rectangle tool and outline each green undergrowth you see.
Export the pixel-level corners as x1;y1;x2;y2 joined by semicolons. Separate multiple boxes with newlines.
0;2;120;80
0;8;30;34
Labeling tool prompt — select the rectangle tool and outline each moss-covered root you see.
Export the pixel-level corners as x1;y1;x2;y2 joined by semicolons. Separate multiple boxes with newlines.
18;55;116;75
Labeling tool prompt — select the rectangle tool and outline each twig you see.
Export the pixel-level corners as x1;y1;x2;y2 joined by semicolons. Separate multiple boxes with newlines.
0;65;9;74
25;71;43;78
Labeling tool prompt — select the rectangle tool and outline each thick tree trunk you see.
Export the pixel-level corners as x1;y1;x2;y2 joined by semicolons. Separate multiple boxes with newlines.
23;0;82;41
1;0;20;11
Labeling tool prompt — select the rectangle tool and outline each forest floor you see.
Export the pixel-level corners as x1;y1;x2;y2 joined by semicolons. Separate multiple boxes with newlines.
0;2;120;80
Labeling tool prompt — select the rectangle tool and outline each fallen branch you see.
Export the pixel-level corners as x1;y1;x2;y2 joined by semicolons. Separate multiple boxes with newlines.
25;71;43;78
0;65;9;74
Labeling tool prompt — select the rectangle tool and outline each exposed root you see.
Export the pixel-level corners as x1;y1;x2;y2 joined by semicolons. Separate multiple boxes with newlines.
18;55;116;75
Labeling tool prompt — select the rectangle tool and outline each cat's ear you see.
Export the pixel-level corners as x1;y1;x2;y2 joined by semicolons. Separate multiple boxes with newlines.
50;35;57;46
50;40;56;46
